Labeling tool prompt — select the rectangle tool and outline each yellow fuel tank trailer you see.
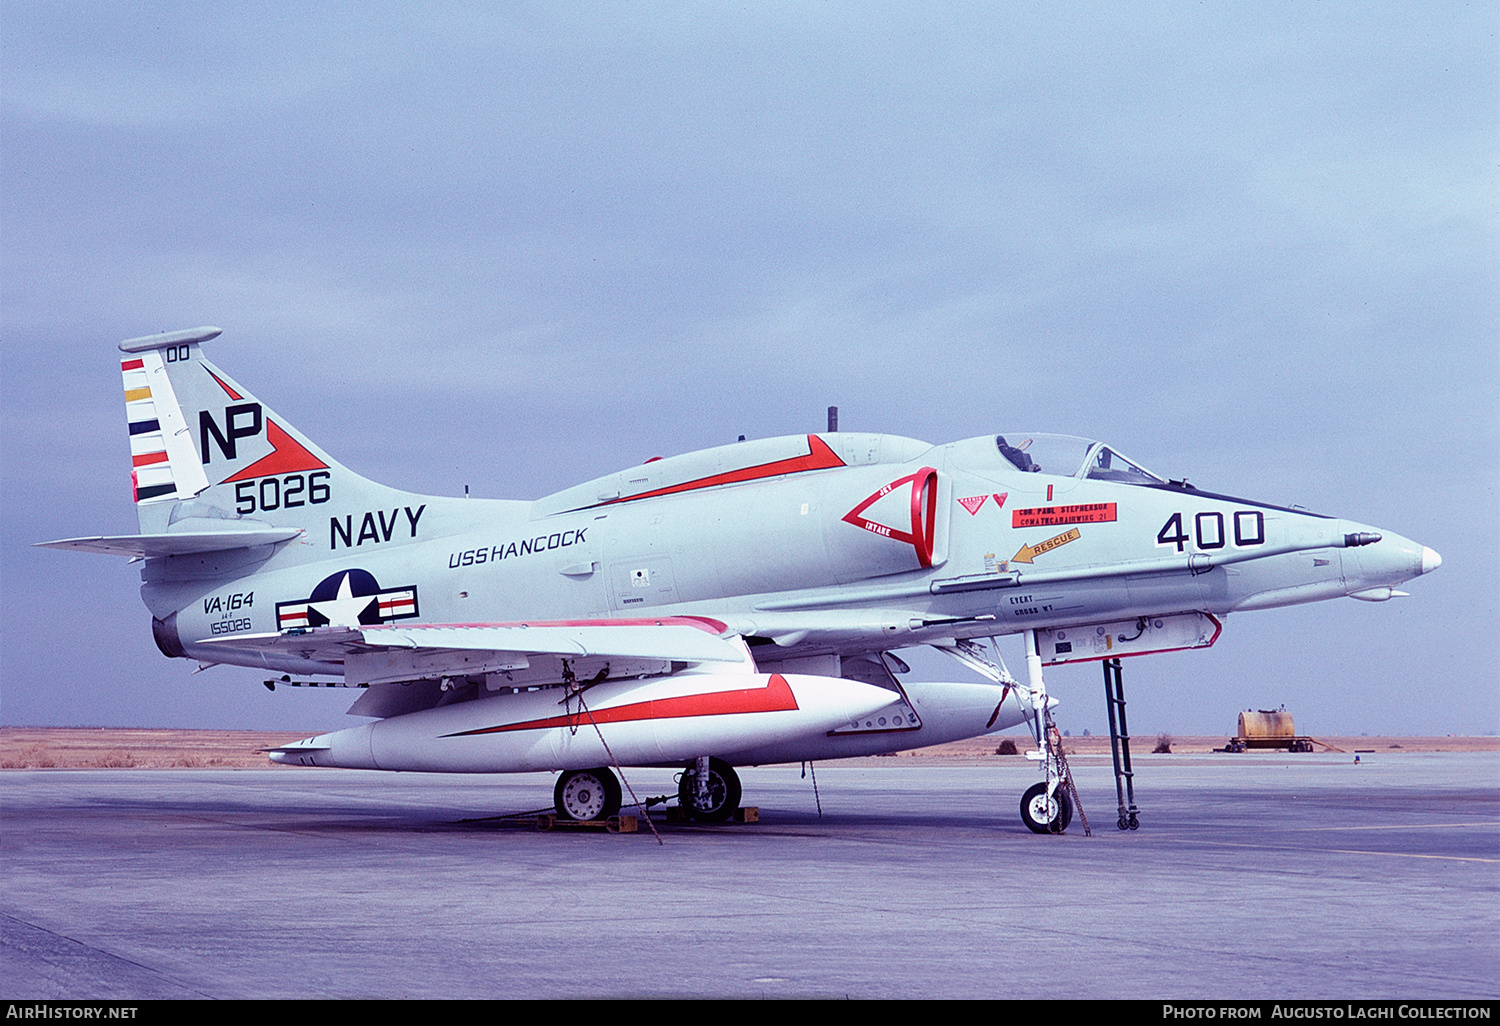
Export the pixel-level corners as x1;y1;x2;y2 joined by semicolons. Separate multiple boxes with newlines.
1226;709;1315;752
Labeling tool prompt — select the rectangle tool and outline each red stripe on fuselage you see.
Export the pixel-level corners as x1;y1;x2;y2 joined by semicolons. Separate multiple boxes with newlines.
596;435;845;507
443;673;799;738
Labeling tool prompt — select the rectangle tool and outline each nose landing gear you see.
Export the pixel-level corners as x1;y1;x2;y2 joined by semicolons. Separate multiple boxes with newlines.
1019;630;1090;835
1020;780;1074;834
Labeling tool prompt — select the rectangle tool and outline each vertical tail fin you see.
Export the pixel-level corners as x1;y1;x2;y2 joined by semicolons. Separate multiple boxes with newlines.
117;327;441;547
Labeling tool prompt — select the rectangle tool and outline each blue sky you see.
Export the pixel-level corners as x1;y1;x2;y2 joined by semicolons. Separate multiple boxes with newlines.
2;3;1495;735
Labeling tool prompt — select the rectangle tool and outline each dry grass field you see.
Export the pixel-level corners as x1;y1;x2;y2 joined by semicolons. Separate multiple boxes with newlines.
0;725;1494;770
0;727;311;769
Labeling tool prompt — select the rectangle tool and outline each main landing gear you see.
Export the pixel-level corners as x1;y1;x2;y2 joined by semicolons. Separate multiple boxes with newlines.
552;758;745;823
554;767;622;821
678;756;742;823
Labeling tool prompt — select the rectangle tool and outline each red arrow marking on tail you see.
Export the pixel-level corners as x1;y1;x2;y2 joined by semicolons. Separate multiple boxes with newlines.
221;421;328;482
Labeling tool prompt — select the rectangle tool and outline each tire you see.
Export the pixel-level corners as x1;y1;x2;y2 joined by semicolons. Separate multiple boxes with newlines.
678;757;742;823
1020;781;1073;834
554;768;622;821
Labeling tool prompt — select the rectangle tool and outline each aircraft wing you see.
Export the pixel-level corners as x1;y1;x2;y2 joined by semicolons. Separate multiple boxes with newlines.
196;616;747;686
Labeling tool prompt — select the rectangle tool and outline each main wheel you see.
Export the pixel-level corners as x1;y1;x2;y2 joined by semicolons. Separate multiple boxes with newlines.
554;768;622;821
678;757;742;823
1020;781;1073;834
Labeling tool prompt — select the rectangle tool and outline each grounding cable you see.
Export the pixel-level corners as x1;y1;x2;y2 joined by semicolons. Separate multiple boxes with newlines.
571;688;664;845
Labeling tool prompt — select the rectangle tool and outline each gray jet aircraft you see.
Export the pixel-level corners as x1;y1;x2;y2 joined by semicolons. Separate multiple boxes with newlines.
42;327;1441;832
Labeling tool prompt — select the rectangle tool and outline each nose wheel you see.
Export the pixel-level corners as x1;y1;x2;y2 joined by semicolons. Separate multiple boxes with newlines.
1020;780;1074;834
554;767;623;821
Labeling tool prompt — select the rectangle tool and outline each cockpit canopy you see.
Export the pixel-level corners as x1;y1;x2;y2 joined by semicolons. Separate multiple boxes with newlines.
994;434;1165;485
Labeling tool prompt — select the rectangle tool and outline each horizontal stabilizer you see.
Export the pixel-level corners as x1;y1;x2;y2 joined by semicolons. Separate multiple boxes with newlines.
37;528;304;558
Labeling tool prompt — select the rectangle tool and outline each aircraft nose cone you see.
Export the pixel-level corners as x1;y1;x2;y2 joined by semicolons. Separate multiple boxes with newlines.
1340;524;1434;589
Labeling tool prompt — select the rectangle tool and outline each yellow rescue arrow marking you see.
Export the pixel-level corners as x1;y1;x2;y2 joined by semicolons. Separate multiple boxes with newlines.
1012;527;1080;564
